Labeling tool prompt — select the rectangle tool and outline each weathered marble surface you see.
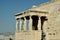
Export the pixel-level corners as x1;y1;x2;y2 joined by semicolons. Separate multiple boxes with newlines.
15;0;60;40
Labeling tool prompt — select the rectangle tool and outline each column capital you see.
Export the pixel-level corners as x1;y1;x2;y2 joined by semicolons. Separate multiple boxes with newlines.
38;16;41;17
29;16;32;19
38;16;40;20
16;18;19;20
24;17;26;19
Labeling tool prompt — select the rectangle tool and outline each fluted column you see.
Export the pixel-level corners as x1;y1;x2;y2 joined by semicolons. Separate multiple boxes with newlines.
38;16;41;30
16;19;19;32
24;17;26;31
20;18;22;31
29;16;32;31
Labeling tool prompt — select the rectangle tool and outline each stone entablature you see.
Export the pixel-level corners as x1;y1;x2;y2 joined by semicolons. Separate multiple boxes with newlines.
15;10;48;19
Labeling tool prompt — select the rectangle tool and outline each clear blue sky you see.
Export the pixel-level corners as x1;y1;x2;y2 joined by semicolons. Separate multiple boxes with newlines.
0;0;50;33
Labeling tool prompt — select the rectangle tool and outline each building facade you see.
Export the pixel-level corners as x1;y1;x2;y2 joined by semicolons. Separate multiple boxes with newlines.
15;0;60;40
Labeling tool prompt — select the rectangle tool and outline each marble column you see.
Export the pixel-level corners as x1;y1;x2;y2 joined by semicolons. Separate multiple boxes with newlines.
29;16;32;31
16;19;19;32
24;17;26;31
38;16;41;40
20;18;22;31
38;16;41;30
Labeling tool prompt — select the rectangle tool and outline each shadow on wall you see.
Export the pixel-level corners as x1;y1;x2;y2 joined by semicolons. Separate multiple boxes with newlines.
9;38;13;40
